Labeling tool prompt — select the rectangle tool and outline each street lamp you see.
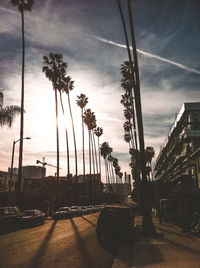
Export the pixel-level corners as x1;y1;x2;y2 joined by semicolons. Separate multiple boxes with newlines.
9;137;31;192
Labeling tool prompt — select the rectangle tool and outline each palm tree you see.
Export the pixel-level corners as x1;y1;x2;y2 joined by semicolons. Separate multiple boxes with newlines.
10;0;34;203
76;94;88;182
100;142;113;192
145;146;155;181
124;133;132;149
121;66;138;150
42;52;67;200
94;127;103;178
59;87;70;177
100;142;109;184
62;76;78;179
0;92;21;127
107;155;115;184
117;0;153;235
83;109;96;201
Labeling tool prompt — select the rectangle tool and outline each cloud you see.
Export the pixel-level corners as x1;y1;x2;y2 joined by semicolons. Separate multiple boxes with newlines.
81;33;200;76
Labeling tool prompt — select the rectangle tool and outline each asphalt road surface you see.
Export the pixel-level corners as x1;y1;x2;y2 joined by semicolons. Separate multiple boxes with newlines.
1;213;200;268
0;212;129;268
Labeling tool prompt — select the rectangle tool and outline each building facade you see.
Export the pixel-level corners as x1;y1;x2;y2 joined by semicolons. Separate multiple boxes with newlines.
154;102;200;193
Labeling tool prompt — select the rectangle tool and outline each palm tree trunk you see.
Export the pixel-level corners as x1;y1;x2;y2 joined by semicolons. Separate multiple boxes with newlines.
90;131;96;202
111;166;115;184
81;109;86;183
104;159;108;184
59;91;70;176
98;137;101;177
150;161;153;181
92;132;99;201
127;0;154;234
17;7;25;204
127;0;146;181
88;130;92;203
105;159;111;193
131;101;138;150
91;131;96;176
67;93;78;177
67;93;78;202
117;0;153;234
54;87;60;199
92;131;99;175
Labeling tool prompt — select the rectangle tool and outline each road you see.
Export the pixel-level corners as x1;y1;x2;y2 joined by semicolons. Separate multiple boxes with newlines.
0;212;127;268
0;213;200;267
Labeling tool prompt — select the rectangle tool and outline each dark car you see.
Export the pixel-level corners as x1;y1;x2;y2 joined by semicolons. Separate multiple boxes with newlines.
53;207;72;220
96;205;135;242
0;207;21;233
86;205;95;214
70;206;82;216
20;209;45;227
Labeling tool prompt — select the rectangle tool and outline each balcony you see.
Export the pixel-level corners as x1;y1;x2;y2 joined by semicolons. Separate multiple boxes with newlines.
184;130;200;140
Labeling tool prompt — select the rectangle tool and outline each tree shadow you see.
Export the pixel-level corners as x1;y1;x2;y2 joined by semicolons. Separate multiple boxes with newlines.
28;220;57;268
70;218;92;267
81;216;96;227
131;228;164;267
90;214;98;218
165;237;200;255
157;226;191;238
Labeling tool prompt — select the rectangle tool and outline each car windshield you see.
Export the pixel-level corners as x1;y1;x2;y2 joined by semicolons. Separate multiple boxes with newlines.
58;207;69;212
23;211;36;216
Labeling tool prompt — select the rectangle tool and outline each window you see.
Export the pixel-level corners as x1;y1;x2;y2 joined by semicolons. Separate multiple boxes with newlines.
197;158;200;173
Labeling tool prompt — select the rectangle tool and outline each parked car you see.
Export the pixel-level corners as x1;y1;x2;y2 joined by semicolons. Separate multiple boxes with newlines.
0;206;21;233
53;207;72;220
86;205;95;214
95;205;102;212
71;206;82;216
20;210;45;227
70;207;80;217
96;205;134;242
80;206;88;215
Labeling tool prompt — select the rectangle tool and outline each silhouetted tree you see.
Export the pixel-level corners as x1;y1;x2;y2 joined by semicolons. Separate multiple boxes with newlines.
94;127;103;178
76;94;88;182
62;76;78;179
145;146;155;181
10;0;34;203
117;0;154;234
43;53;67;198
83;109;96;200
0;92;21;127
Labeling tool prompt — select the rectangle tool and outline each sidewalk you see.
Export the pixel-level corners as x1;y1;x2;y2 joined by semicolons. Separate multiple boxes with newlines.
130;214;200;267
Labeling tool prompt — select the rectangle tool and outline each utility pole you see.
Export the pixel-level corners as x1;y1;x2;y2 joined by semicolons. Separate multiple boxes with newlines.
117;0;154;235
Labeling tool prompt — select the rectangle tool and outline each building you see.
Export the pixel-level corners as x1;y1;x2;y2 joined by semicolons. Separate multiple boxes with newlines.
0;170;18;192
10;165;46;179
153;103;200;218
0;166;103;205
104;183;131;201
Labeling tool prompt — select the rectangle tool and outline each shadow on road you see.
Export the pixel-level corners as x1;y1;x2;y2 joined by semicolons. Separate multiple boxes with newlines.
81;216;96;227
70;218;92;267
90;213;98;218
28;220;57;268
131;228;164;267
165;237;200;255
157;225;191;238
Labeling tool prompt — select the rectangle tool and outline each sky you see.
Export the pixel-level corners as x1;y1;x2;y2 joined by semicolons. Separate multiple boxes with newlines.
0;0;200;181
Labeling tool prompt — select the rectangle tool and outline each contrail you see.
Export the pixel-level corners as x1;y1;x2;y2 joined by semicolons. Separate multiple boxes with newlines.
82;33;200;76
